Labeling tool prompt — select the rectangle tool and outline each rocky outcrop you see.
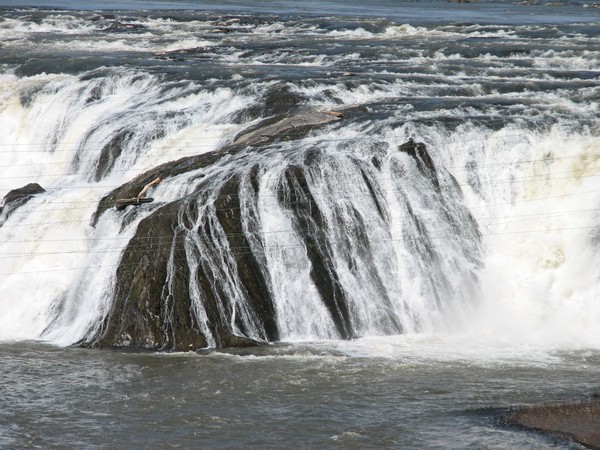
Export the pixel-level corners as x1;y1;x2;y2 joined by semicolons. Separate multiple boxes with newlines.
84;111;480;351
232;109;343;146
505;396;600;449
86;110;347;350
91;108;344;226
3;182;45;206
1;182;45;223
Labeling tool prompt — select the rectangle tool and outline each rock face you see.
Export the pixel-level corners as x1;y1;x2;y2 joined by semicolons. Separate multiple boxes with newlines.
3;182;45;205
1;183;46;223
83;111;480;351
506;397;600;449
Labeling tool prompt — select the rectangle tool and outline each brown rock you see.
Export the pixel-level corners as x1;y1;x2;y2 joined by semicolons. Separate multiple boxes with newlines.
508;397;600;449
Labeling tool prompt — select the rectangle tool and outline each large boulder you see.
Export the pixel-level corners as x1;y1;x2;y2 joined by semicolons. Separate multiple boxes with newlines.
83;112;480;351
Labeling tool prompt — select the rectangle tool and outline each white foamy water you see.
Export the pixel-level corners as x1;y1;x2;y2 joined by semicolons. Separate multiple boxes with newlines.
0;6;599;357
0;64;255;342
462;132;600;349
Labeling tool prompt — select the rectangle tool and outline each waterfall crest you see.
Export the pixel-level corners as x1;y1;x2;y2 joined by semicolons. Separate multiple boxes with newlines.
1;9;599;349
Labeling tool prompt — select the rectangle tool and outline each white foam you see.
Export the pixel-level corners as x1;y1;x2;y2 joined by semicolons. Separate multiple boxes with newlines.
0;188;97;340
444;126;600;350
1;13;599;354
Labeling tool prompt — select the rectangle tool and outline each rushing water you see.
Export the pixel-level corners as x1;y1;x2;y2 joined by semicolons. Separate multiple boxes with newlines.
1;0;600;447
1;340;599;449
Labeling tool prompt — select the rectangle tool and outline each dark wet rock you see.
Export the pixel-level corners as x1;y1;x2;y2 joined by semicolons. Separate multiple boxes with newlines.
233;108;343;146
100;22;147;33
90;14;147;33
505;396;600;449
95;129;132;181
84;107;475;350
210;27;235;34
92;108;345;226
86;178;278;350
399;138;441;191
153;46;216;62
212;174;279;341
86;109;349;350
235;84;306;123
91;151;223;227
3;182;45;206
86;201;208;350
277;165;354;339
213;330;266;348
216;18;241;27
1;183;45;223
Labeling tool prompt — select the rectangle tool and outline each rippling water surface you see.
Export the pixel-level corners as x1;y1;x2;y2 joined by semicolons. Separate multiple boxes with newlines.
2;340;599;448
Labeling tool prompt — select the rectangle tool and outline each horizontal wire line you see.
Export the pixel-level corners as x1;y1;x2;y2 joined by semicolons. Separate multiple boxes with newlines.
0;173;600;228
0;223;596;276
2;205;599;257
2;143;598;193
3;176;600;227
0;218;594;259
1;142;597;174
4;202;596;242
1;204;597;245
2;174;600;228
0;126;556;153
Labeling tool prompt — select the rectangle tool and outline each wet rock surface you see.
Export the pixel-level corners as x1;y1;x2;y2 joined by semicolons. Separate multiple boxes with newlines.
1;183;45;223
86;110;347;350
506;397;600;449
85;110;477;351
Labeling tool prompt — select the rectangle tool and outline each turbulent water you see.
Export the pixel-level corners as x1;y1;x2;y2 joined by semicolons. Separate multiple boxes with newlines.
1;0;600;447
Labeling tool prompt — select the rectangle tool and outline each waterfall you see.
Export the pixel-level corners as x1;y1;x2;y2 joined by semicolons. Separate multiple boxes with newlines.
0;70;483;346
0;69;254;344
452;127;600;347
151;135;482;346
1;10;599;350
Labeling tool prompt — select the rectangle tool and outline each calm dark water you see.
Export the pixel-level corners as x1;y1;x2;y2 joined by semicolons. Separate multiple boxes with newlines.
1;340;598;448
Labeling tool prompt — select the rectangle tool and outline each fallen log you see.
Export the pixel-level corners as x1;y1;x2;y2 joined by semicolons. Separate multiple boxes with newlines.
114;197;154;211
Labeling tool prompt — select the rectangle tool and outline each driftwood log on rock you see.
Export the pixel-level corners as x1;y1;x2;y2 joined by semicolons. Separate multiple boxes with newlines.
114;197;154;210
113;176;161;210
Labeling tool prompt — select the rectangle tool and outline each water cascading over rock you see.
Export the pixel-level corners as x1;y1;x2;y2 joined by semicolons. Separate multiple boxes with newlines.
82;113;482;350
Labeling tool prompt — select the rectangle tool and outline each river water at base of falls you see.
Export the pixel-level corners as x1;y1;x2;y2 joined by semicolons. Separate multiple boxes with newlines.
1;339;598;449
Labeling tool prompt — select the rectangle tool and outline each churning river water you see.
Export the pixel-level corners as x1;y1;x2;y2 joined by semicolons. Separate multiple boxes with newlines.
2;340;600;448
1;0;600;447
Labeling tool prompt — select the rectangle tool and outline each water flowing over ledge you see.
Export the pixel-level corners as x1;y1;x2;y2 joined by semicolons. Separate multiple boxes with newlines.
0;8;599;351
